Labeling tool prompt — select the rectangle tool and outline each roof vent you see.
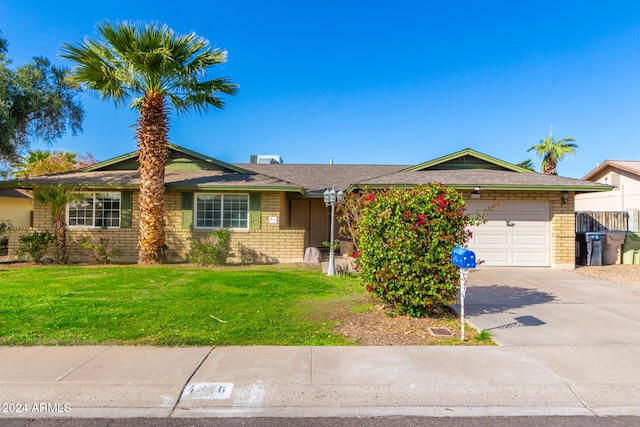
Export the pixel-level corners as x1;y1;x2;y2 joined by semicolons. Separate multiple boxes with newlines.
250;155;283;164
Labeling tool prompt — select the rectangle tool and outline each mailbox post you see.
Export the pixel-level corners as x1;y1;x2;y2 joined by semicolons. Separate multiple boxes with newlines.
451;246;476;341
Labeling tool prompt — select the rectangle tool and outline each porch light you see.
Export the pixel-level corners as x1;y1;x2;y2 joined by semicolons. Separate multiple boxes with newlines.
470;186;483;199
561;191;569;205
323;188;344;276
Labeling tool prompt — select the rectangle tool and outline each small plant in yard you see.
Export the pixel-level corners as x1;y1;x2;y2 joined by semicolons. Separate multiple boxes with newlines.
16;231;55;262
81;232;122;264
474;330;493;342
322;240;341;252
33;184;84;264
188;228;233;266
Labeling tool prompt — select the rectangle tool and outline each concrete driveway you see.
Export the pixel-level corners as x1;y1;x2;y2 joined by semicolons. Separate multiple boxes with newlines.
465;267;640;346
464;267;640;414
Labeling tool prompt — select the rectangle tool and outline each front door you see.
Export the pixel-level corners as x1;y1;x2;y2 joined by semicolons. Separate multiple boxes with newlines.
290;199;329;248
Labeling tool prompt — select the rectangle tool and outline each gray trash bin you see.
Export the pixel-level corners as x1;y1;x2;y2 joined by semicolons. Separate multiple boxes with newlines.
585;232;606;266
603;231;627;265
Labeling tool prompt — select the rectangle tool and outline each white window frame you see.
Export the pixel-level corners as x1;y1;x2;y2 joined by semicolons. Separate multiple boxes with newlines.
66;192;122;229
194;193;249;231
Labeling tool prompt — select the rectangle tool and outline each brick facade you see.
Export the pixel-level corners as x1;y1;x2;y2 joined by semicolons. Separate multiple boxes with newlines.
8;189;575;268
9;190;305;264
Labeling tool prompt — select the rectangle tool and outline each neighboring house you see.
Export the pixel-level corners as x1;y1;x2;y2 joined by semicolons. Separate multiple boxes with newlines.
0;188;33;228
0;145;610;269
575;160;640;230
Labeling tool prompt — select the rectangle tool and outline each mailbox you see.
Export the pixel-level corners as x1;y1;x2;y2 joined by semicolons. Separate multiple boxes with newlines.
451;246;476;269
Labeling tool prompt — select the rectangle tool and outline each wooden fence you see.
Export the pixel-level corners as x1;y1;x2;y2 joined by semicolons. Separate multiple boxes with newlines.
575;211;629;232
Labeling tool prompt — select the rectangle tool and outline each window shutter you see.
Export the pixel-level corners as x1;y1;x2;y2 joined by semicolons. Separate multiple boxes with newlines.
120;192;132;228
249;193;261;230
182;192;194;229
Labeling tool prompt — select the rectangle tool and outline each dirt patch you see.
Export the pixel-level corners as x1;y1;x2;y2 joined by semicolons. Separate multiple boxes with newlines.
334;304;487;346
573;264;640;288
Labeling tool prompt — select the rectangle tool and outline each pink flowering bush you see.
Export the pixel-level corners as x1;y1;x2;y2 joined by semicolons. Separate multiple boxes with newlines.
357;184;475;317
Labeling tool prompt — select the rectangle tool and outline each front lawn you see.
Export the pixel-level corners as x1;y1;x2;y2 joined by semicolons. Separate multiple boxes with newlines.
0;264;370;346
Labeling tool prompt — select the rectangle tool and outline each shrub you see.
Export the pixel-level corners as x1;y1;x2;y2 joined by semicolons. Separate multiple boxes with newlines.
0;219;11;249
16;231;55;262
188;228;233;266
0;219;12;236
81;233;122;264
357;184;476;317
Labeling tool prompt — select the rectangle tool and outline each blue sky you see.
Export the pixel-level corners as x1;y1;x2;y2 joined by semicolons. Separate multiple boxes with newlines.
2;0;640;178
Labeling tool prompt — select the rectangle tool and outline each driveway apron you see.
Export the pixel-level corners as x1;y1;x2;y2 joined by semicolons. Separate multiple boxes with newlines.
465;267;640;346
464;267;640;415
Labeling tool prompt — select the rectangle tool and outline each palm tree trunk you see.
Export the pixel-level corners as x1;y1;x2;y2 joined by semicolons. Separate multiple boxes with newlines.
136;92;169;264
543;156;558;175
53;215;66;264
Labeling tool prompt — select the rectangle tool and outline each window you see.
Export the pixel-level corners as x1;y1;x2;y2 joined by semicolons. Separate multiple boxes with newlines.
67;193;121;228
195;193;248;230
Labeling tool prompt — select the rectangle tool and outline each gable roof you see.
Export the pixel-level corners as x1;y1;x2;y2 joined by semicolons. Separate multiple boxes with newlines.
237;164;408;195
81;143;255;174
582;160;640;181
0;169;304;193
242;149;610;194
0;146;611;195
351;168;612;192
405;148;531;173
0;188;32;199
0;144;304;193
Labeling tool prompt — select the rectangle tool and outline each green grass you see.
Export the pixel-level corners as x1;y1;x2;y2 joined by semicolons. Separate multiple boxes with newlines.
474;329;494;343
0;264;370;346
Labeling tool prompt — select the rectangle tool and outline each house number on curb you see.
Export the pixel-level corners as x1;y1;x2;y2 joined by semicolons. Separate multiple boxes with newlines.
181;383;234;400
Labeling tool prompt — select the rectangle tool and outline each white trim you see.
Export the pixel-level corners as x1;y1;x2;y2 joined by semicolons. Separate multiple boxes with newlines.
66;192;122;229
193;192;250;231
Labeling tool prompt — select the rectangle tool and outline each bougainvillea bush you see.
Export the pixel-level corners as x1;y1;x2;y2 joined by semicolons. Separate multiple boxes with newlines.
357;184;476;317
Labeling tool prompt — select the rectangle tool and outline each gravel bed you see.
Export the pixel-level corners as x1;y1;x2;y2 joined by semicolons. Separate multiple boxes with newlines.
573;264;640;288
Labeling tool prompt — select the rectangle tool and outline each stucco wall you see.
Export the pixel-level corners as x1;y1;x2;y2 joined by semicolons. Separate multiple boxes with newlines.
0;196;33;228
575;169;640;212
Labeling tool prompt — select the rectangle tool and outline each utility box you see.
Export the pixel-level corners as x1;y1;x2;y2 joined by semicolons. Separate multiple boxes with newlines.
451;246;476;269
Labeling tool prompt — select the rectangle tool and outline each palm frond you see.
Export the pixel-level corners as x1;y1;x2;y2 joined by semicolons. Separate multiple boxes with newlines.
61;20;236;112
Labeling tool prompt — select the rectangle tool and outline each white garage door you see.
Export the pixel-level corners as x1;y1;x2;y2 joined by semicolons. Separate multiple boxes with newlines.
465;201;550;267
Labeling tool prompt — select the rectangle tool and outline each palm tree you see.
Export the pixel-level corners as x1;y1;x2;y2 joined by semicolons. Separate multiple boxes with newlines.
13;150;94;178
33;184;84;264
13;150;53;178
61;21;238;264
516;159;535;172
527;131;578;175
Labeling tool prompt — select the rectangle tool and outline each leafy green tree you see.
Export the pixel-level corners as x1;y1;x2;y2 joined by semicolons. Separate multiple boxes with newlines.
12;149;96;178
61;21;238;264
357;184;476;317
0;31;83;167
527;130;578;175
33;184;84;263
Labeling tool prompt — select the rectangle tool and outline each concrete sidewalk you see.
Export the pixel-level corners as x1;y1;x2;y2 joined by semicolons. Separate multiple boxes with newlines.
1;268;639;419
